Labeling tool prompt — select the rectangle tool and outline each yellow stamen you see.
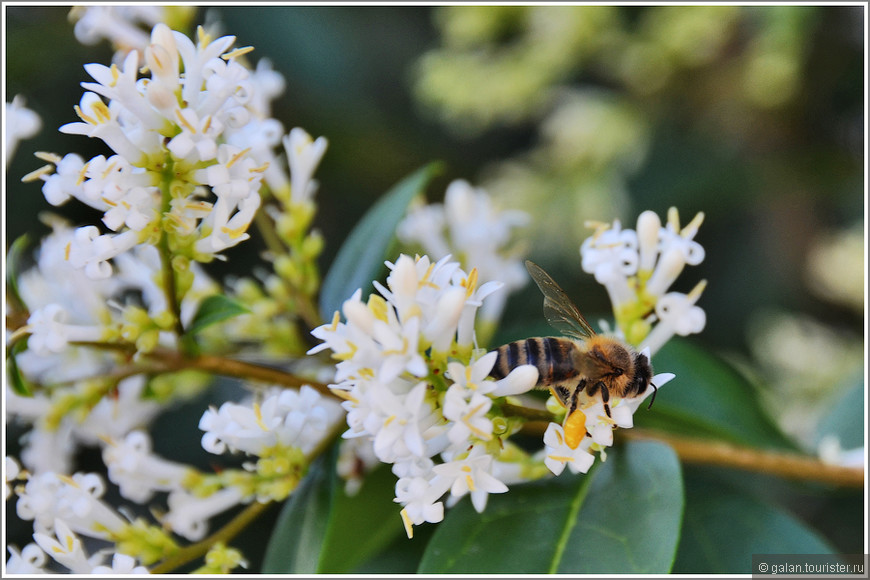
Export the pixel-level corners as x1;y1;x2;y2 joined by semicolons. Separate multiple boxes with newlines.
328;310;340;331
383;337;409;357
223;46;254;60
226;147;251;169
76;162;89;186
367;294;389;323
175;109;197;133
101;160;117;179
687;279;707;303
21;164;54;183
682;211;705;238
91;100;112;124
462;268;478;299
667;206;680;231
35;151;63;164
220;223;250;240
400;508;414;539
64;242;72;261
329;388;358;404
109;63;120;87
74;104;97;125
462;403;492;440
197;26;210;47
253;402;268;431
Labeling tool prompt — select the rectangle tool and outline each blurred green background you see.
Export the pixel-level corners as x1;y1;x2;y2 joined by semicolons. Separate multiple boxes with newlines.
4;4;865;571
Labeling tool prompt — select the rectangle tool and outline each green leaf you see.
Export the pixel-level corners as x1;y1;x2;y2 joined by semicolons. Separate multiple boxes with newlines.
6;339;33;397
814;377;864;450
186;294;250;336
673;469;835;574
261;447;405;574
5;234;31;313
261;456;332;574
634;338;796;450
418;440;683;574
318;462;405;573
318;162;442;321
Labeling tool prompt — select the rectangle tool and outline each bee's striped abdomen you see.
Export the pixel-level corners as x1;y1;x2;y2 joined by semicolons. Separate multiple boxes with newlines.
489;337;579;385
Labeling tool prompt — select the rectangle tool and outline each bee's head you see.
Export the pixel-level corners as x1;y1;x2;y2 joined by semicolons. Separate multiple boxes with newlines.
631;350;654;401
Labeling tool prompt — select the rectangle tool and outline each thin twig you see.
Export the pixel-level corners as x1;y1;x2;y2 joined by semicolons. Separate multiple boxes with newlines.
621;428;864;488
148;500;272;574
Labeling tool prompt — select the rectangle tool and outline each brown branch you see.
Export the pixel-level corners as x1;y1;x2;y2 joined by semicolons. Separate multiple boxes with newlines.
621;428;864;488
148;500;271;574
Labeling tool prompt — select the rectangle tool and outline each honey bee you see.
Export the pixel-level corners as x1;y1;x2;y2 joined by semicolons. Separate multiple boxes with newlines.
489;260;656;447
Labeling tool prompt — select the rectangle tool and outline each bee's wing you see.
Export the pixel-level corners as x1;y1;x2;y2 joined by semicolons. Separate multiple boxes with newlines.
525;260;597;340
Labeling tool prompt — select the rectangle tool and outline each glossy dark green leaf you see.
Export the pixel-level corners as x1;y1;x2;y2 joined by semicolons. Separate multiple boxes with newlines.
418;440;683;574
186;294;250;336
262;447;405;574
261;456;331;574
673;470;835;574
634;338;796;450
318;163;442;321
317;462;406;573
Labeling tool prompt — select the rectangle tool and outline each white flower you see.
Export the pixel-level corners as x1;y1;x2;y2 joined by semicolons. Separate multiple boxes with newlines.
371;382;437;462
542;423;596;476
33;519;94;574
397;179;529;326
639;284;707;355
102;431;192;503
284;127;328;204
26;303;106;355
15;472;127;539
91;552;149;574
395;476;447;538
443;385;493;445
5;94;42;162
69;5;164;53
5;456;22;500
5;543;48;574
580;219;638;309
491;364;539;397
164;487;245;541
431;444;508;513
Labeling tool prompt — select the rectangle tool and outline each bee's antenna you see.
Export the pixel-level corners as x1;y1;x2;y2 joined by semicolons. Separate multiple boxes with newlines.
646;383;658;410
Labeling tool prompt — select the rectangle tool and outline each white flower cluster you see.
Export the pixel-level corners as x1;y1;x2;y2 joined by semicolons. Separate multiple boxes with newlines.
309;254;538;537
397;179;529;330
580;207;707;353
23;24;304;278
7;219;215;474
9;471;149;574
199;385;344;457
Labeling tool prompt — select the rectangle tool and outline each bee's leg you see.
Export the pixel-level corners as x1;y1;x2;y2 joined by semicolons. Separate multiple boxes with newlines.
598;384;612;418
646;383;658;410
